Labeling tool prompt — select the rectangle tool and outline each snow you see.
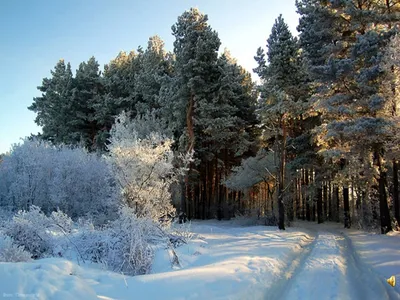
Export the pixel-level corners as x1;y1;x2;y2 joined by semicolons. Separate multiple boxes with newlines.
79;221;314;300
345;228;400;296
0;259;97;300
0;220;399;299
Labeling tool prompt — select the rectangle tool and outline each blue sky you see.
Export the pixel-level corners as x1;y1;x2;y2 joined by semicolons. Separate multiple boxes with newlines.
0;0;299;153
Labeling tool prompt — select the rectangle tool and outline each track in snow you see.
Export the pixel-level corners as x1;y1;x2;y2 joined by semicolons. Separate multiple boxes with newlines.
267;230;400;300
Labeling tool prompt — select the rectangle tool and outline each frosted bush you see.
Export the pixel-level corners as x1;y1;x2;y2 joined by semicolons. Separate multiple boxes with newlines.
107;112;192;223
50;209;73;233
107;216;154;275
74;206;164;275
168;221;195;247
6;206;53;258
0;208;12;228
0;235;32;262
5;206;73;259
232;212;260;226
0;139;118;222
232;210;277;226
73;227;109;265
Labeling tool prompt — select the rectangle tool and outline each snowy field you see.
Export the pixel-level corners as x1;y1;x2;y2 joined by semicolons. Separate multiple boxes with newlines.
0;220;399;300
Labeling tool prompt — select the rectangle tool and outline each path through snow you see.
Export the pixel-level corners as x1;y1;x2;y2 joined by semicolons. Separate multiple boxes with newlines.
268;227;400;300
0;221;399;299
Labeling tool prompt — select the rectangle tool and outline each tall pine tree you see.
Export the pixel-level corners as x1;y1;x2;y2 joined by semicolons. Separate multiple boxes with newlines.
255;15;306;229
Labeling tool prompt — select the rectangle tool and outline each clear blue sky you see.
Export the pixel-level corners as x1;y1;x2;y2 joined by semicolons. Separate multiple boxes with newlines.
0;0;299;154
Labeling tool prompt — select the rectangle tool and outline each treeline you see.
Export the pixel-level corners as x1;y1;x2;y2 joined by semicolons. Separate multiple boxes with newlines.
28;8;259;221
26;2;400;233
228;0;400;233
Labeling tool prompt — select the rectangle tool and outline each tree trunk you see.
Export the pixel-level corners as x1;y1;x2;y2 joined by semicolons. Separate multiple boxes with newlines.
305;169;311;221
328;181;332;221
302;169;305;220
317;186;323;224
393;159;400;225
277;117;286;230
375;149;392;234
296;176;301;219
323;183;328;221
181;93;195;221
343;186;351;228
312;202;316;222
335;185;340;223
180;180;186;223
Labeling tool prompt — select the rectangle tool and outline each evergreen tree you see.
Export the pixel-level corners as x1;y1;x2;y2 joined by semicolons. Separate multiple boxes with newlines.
382;33;400;226
28;60;75;144
95;51;140;150
134;36;173;116
171;8;221;217
170;8;259;219
299;0;400;233
72;56;105;150
255;15;306;230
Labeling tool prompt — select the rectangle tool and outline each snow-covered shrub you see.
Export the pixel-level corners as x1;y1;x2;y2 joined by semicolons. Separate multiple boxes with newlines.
232;212;260;226
0;140;53;211
73;226;109;264
0;139;118;221
0;208;12;228
5;206;73;259
232;210;277;226
50;209;73;233
168;221;195;247
263;211;278;226
6;206;53;258
74;206;165;275
0;234;32;262
107;112;192;223
48;145;118;220
106;206;157;275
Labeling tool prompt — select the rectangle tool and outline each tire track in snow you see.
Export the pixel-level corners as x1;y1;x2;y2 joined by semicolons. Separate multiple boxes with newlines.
266;230;400;300
336;231;400;300
268;232;347;300
265;232;318;299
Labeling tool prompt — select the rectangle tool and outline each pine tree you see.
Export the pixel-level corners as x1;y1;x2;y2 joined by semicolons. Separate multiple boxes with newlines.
28;60;75;144
72;56;105;150
96;51;139;150
255;15;306;230
299;0;400;233
134;36;173;116
382;33;400;226
171;8;221;217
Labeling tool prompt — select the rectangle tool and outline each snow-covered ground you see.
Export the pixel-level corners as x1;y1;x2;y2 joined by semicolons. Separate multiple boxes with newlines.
0;220;399;300
268;223;400;300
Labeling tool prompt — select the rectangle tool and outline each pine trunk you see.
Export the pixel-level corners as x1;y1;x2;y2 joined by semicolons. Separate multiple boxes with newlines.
328;181;332;221
343;186;351;228
323;183;328;221
335;185;340;223
393;159;400;225
278;117;286;230
305;169;311;221
317;186;323;224
375;149;392;234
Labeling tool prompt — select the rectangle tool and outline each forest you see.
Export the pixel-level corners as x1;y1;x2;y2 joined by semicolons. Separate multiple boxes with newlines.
1;0;400;236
